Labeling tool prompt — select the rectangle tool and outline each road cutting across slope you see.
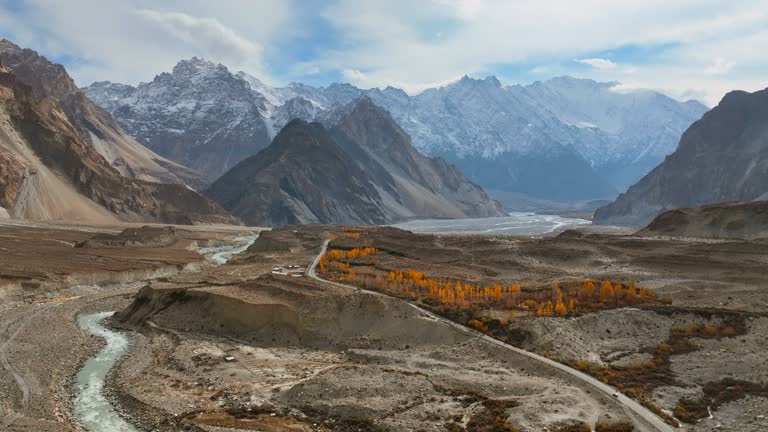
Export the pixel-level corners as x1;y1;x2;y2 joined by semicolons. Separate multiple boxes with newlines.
308;239;675;432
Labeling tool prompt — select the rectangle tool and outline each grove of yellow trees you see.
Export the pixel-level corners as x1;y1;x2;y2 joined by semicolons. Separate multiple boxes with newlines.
319;230;658;318
319;246;657;317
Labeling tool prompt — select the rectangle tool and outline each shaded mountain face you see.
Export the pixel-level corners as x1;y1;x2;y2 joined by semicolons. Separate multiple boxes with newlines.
594;87;768;226
87;63;705;203
0;40;207;189
206;98;505;226
0;60;235;224
84;58;272;180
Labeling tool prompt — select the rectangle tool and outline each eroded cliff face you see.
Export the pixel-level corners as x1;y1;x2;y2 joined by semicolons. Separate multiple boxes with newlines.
114;277;468;350
0;149;30;209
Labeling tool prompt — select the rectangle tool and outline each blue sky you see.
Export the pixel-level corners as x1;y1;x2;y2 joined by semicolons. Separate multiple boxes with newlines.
1;0;766;105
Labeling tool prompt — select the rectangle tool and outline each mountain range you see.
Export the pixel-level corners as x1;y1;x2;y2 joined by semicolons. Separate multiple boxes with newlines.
85;58;708;205
205;97;505;225
595;86;768;226
0;40;235;224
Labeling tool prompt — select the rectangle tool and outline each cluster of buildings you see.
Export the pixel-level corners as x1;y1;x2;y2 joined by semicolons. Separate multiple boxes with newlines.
271;264;306;277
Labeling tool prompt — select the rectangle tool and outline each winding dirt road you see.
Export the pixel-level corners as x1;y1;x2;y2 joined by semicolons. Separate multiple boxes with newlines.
308;239;675;432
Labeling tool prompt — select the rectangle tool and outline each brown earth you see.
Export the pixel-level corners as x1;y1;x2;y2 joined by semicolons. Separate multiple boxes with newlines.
112;277;647;432
0;57;236;225
0;220;258;300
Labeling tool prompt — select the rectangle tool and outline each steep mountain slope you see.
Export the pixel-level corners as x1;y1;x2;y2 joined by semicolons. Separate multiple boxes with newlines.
84;58;272;179
0;39;206;189
636;201;768;240
378;77;619;201
0;66;235;224
594;87;768;226
205;119;388;226
229;74;616;201
206;99;505;226
330;97;505;218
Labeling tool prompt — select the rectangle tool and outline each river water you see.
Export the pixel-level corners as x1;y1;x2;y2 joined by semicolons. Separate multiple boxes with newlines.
199;234;259;264
392;212;590;235
72;235;260;431
73;311;138;432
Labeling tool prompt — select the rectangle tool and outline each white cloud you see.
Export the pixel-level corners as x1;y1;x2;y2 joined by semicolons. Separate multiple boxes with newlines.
530;66;551;74
0;0;766;104
704;57;735;75
137;10;261;68
317;0;768;103
576;58;618;70
0;0;294;86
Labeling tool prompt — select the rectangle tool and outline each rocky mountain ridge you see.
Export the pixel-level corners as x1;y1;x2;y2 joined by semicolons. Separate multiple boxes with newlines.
86;57;272;180
636;200;768;240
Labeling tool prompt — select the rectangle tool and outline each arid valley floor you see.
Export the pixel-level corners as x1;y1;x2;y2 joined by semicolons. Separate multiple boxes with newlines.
0;220;766;432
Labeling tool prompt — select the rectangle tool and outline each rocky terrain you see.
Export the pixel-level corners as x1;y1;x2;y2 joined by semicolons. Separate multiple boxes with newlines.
0;42;236;225
595;86;768;226
636;200;768;240
244;75;706;199
205;98;505;226
85;60;706;203
0;221;253;299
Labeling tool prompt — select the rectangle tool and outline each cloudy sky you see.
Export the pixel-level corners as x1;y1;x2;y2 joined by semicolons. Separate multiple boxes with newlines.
1;0;766;105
